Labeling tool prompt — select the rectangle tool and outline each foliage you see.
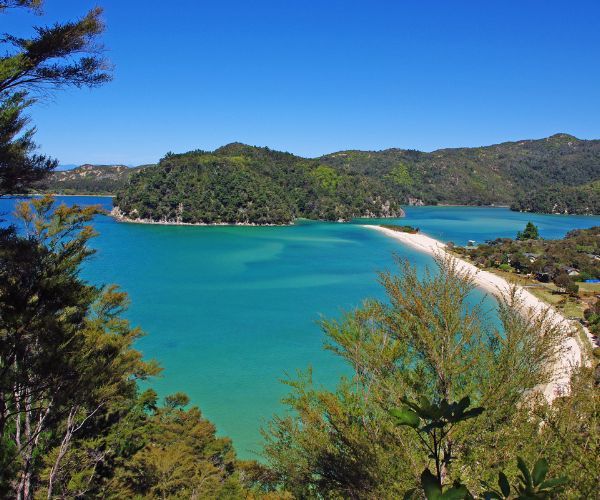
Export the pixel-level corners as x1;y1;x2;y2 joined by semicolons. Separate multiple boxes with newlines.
380;224;420;234
391;396;483;498
0;197;253;498
516;222;539;241
512;180;600;215
0;92;55;194
528;366;599;498
0;1;111;195
552;272;579;296
453;226;600;282
38;164;150;195
262;257;567;498
34;134;600;215
481;457;567;499
114;144;404;224
321;133;600;211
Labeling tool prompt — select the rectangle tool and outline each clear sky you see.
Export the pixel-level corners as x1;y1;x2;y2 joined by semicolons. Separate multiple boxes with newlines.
6;0;600;165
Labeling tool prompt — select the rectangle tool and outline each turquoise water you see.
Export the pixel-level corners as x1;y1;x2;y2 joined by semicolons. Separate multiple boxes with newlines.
2;196;599;458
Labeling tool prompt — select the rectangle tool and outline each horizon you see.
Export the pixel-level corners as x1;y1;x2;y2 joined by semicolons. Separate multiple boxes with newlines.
8;0;600;165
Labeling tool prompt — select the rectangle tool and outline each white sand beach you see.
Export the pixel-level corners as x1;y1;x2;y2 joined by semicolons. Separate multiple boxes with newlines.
364;225;585;403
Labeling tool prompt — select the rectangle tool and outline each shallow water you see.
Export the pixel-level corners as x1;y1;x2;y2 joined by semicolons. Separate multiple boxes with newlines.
2;196;599;458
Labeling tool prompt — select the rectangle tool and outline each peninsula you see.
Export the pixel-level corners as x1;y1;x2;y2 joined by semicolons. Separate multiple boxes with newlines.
365;225;590;402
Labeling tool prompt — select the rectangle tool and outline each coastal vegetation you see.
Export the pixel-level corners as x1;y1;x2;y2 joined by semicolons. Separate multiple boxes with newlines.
41;134;600;215
113;144;403;224
321;133;600;212
451;225;600;336
511;180;600;215
380;223;420;233
262;257;599;498
38;164;150;195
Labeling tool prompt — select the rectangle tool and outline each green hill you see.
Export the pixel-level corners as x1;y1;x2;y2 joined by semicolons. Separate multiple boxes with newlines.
113;144;403;224
320;133;600;208
42;134;600;215
511;179;600;215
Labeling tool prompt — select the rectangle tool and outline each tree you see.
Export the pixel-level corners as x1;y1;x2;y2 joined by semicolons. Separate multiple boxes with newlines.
262;257;567;497
0;2;111;195
391;397;566;499
553;272;579;296
0;196;159;498
0;1;41;11
516;222;540;241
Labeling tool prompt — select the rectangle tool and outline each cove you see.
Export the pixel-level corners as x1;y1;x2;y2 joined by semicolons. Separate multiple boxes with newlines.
2;196;599;459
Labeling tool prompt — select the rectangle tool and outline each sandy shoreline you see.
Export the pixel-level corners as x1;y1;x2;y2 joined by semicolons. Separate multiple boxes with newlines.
364;225;584;403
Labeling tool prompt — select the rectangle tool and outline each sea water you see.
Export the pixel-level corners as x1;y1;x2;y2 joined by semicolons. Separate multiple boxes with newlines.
2;196;598;458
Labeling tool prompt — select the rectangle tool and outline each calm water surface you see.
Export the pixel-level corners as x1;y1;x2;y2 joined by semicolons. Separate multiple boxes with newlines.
2;196;599;458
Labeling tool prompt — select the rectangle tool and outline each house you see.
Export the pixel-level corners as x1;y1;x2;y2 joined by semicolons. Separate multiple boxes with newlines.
564;267;580;277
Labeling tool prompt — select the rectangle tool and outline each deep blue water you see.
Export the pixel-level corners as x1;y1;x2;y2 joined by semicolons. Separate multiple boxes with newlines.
2;196;599;458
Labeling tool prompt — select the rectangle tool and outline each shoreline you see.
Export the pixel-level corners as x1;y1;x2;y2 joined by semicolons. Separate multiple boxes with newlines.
110;207;294;227
364;225;584;403
7;193;115;198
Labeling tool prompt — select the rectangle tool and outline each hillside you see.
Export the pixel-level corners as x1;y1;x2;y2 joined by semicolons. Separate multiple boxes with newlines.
113;144;403;225
320;133;600;208
511;179;600;215
38;134;600;214
38;164;151;194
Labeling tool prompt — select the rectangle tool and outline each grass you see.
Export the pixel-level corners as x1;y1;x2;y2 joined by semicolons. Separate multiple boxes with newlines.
462;261;589;319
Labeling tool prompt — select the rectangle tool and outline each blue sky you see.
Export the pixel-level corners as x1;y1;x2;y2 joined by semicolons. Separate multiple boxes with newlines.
6;0;600;165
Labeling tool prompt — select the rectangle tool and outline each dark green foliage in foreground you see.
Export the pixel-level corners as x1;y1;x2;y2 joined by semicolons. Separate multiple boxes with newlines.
115;143;403;224
262;257;572;497
512;179;600;215
0;197;257;498
320;133;600;211
393;397;566;499
453;226;600;282
391;396;483;498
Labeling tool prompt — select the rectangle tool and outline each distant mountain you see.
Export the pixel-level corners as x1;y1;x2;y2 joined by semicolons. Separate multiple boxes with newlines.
113;144;403;225
320;133;600;209
56;164;79;171
39;164;153;195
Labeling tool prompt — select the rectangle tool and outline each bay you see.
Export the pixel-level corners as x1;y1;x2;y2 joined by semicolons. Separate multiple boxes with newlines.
2;196;599;458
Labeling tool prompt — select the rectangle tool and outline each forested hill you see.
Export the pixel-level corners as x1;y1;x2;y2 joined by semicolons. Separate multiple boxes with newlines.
113;144;403;225
38;164;151;194
320;133;600;211
39;134;600;214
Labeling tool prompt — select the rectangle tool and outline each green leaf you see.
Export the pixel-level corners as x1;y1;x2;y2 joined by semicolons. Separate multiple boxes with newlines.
456;396;471;413
538;476;568;490
531;458;548;486
390;407;420;428
498;471;510;497
441;484;470;499
516;456;533;489
482;492;502;500
421;469;442;500
461;406;485;420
